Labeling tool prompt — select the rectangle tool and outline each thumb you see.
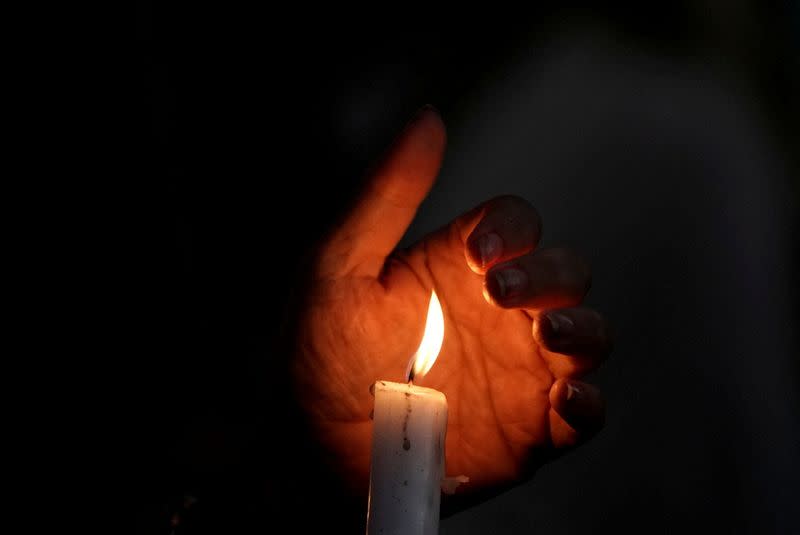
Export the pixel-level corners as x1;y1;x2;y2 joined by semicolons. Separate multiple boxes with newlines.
318;106;446;279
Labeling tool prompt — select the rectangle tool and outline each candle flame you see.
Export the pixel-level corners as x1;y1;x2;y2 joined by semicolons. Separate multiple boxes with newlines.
405;290;444;382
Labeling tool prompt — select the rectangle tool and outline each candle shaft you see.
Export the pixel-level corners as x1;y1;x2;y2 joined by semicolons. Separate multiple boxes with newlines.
367;381;447;535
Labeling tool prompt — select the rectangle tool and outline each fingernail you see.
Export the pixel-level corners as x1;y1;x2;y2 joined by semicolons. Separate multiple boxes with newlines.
471;232;503;268
544;312;575;338
557;381;605;434
401;105;443;150
566;382;582;402
407;104;440;128
489;267;527;301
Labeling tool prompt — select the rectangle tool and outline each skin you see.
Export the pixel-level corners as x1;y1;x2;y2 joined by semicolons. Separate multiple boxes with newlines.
291;107;612;508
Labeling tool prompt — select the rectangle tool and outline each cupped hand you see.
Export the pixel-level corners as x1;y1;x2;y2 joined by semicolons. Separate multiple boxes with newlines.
292;107;612;504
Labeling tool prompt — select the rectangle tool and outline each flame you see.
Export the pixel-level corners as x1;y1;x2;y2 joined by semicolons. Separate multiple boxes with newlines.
405;290;444;381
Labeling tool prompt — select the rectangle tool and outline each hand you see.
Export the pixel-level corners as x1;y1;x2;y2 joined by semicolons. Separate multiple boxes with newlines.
291;107;611;506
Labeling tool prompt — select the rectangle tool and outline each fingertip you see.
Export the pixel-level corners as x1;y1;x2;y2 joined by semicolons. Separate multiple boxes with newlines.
461;195;542;274
535;307;614;363
416;103;442;121
466;232;503;274
548;378;570;409
408;105;447;150
537;311;575;347
482;265;527;308
549;379;605;436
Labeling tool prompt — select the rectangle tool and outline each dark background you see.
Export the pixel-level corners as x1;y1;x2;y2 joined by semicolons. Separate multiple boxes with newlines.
133;3;799;533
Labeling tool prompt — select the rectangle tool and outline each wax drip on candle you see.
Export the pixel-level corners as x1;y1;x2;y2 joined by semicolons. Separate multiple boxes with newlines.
441;475;470;495
402;390;412;450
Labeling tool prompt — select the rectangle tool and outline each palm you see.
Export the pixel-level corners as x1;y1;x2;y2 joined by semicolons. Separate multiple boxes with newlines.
295;223;553;495
291;108;606;504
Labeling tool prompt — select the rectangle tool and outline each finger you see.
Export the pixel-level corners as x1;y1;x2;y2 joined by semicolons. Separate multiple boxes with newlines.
534;307;613;378
318;106;446;279
548;379;605;448
462;195;542;274
483;247;590;310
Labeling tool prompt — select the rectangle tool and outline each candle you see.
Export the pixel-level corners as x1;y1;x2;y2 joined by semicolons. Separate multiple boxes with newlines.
367;290;449;535
368;381;447;534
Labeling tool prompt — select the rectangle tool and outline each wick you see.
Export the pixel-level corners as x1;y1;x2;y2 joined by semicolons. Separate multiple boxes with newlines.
407;368;415;384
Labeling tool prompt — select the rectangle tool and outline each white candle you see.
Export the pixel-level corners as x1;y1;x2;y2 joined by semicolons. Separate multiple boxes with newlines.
367;290;449;535
367;381;447;535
